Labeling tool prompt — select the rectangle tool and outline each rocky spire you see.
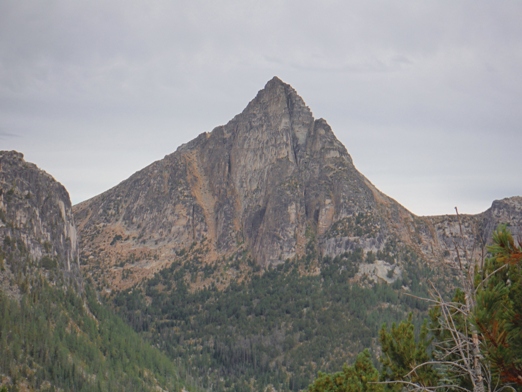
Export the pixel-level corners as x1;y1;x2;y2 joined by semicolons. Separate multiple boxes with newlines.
73;78;400;288
239;76;314;153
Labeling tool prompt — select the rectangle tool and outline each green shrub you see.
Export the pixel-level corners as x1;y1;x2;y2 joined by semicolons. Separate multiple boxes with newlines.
41;256;57;270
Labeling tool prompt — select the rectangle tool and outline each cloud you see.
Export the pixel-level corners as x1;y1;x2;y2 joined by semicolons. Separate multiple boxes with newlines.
0;130;19;140
0;1;521;214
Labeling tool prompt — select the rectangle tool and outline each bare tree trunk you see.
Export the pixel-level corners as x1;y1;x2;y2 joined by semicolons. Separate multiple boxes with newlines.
455;207;485;392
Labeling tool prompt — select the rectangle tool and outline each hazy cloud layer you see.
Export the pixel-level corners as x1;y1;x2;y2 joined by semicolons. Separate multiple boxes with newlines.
1;1;521;215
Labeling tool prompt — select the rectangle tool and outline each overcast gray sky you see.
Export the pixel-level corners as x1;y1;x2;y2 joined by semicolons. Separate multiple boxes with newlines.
1;1;521;216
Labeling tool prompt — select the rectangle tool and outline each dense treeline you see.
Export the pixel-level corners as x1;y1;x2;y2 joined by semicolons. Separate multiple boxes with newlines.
0;278;197;391
113;243;437;391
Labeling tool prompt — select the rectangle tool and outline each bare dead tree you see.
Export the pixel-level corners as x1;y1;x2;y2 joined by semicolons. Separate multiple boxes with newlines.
449;206;485;392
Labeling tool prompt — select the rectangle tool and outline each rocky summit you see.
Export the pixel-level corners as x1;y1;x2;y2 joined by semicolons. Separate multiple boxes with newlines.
74;77;522;293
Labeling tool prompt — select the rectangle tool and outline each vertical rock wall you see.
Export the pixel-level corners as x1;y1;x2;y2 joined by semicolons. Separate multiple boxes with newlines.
0;151;82;295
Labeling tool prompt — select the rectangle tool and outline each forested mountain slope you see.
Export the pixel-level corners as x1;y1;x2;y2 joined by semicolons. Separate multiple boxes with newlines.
72;78;522;391
0;151;197;391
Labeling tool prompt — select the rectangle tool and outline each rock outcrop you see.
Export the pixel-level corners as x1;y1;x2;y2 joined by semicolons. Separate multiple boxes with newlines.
0;151;82;296
73;77;522;292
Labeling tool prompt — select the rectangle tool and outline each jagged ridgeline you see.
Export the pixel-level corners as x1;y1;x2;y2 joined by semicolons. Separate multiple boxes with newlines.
72;78;522;391
0;151;199;392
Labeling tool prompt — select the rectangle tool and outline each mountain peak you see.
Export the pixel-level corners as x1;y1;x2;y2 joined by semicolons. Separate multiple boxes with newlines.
247;76;308;111
73;75;522;295
259;76;306;103
75;77;383;274
234;77;314;151
266;75;285;86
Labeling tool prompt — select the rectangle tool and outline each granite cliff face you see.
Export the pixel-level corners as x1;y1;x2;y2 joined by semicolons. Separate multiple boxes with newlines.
0;151;82;296
73;77;522;292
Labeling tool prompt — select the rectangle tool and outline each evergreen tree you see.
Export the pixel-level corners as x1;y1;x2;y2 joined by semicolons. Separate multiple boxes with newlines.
379;314;438;390
474;225;522;387
308;350;384;392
